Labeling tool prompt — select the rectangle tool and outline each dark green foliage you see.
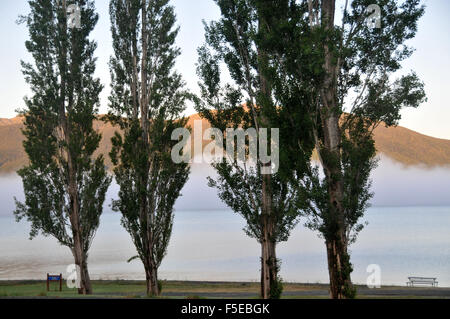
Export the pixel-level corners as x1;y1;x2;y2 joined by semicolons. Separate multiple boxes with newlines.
207;161;300;243
196;0;312;246
195;0;319;299
14;0;111;255
304;116;378;245
302;0;427;244
262;0;427;298
108;0;190;290
111;119;190;267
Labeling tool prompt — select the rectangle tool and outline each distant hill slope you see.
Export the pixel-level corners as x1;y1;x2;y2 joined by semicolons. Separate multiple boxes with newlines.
373;124;450;166
0;114;449;174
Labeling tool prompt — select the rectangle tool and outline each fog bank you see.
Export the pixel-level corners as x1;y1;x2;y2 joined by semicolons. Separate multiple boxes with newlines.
1;155;450;216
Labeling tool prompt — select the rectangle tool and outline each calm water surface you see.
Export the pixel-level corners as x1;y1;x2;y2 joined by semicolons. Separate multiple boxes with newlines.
1;206;449;287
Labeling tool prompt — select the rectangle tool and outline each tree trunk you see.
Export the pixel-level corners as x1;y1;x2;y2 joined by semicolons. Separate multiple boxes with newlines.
268;238;277;289
139;2;158;298
325;236;353;299
144;258;159;297
320;111;349;299
68;160;90;296
318;0;354;299
260;228;278;299
66;115;91;295
260;168;278;299
57;0;92;296
71;244;92;295
78;253;92;295
257;6;277;298
80;255;92;295
66;109;92;295
260;221;270;299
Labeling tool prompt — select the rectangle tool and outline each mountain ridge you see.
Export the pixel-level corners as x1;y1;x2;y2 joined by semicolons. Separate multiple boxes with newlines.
0;113;449;174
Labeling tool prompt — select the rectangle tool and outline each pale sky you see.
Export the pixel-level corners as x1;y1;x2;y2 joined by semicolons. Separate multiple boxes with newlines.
0;0;449;139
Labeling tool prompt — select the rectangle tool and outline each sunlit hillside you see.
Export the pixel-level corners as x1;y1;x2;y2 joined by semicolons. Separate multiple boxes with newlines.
1;114;450;174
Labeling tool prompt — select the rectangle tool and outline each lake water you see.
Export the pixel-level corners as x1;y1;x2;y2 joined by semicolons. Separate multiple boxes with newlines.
1;206;449;287
1;157;450;286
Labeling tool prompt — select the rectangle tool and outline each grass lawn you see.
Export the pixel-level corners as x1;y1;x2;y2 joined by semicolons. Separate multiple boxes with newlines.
0;280;327;299
0;280;448;299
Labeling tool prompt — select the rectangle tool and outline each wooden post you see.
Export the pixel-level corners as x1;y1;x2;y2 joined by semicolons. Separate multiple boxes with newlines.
59;273;62;292
46;273;49;292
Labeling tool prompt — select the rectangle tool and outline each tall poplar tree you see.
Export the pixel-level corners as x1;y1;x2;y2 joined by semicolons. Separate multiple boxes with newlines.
259;0;427;298
195;0;315;299
108;0;190;296
14;0;111;295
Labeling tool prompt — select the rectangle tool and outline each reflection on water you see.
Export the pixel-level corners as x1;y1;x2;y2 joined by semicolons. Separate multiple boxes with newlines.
0;207;449;286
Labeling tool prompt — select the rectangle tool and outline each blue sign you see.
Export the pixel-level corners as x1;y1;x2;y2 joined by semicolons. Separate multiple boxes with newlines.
48;275;61;281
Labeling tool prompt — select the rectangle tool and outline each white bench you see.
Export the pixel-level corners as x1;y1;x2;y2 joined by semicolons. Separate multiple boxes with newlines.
407;276;438;287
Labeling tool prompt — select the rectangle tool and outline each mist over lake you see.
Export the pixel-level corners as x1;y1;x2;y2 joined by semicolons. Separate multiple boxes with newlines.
1;156;449;286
